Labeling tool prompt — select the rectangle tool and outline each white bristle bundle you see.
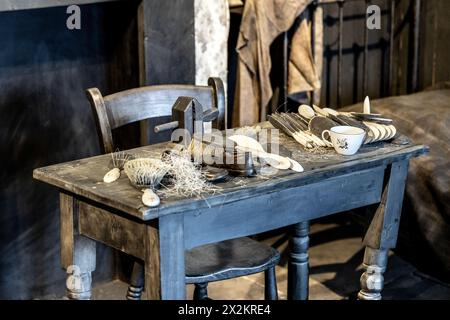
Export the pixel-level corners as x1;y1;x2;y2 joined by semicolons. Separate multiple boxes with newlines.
124;158;169;189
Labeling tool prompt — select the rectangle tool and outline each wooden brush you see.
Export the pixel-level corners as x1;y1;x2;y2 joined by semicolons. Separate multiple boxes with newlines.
103;151;134;183
124;158;170;207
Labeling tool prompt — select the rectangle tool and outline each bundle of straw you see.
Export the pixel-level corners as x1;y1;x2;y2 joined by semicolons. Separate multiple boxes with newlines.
161;151;216;198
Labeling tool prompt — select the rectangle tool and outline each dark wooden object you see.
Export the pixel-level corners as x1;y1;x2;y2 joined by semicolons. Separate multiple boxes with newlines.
185;237;280;284
0;0;121;12
273;0;422;109
288;222;310;300
33;126;427;299
86;80;279;300
184;238;279;301
358;160;409;300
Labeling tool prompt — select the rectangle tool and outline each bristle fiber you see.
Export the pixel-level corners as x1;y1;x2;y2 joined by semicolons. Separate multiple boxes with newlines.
124;158;169;189
124;152;219;199
161;150;218;198
111;151;133;169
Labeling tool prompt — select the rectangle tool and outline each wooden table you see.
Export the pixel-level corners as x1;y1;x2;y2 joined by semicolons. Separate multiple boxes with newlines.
33;130;427;300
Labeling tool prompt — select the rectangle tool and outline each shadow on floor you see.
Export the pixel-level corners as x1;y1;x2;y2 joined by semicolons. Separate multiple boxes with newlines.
47;218;450;300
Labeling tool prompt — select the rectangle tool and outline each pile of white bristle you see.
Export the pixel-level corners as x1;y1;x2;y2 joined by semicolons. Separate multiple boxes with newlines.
124;158;170;189
161;151;217;198
111;150;133;169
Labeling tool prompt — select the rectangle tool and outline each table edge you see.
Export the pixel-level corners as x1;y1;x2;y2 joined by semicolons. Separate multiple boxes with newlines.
33;144;429;221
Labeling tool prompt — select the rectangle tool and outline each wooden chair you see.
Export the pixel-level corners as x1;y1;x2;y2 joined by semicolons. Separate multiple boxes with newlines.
86;78;280;300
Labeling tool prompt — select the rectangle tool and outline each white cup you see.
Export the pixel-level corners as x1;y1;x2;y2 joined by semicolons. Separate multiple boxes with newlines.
322;126;366;156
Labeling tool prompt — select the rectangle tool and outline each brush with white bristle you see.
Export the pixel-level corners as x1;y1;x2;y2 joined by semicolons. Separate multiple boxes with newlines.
103;151;134;183
161;150;217;198
124;158;170;207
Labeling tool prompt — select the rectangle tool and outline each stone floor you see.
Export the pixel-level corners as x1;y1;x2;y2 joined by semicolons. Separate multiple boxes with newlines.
62;218;450;300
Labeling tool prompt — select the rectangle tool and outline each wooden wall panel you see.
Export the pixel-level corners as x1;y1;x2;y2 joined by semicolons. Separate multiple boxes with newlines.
140;0;195;85
320;0;396;108
0;2;139;299
419;0;450;89
0;0;120;12
138;0;196;145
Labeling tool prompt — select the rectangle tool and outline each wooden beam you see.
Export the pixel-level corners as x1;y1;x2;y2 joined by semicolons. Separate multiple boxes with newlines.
0;0;122;12
138;0;195;85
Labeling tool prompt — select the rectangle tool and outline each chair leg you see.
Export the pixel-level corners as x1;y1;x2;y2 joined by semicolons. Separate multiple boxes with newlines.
264;267;278;300
193;283;209;300
126;261;145;300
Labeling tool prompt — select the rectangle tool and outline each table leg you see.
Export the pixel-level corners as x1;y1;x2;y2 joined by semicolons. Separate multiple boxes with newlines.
288;221;310;300
144;214;186;300
143;222;160;300
60;193;96;300
358;247;388;300
358;160;409;300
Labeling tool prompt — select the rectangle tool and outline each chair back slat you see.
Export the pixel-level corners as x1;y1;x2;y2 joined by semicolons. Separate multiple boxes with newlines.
87;77;225;154
104;85;214;129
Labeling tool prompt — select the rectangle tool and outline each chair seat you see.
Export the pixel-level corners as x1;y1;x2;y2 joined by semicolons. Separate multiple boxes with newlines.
185;237;280;284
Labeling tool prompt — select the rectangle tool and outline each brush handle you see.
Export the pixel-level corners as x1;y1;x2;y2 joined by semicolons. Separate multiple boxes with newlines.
103;168;121;183
235;146;291;170
292;133;311;148
287;157;304;172
296;131;323;149
142;189;160;207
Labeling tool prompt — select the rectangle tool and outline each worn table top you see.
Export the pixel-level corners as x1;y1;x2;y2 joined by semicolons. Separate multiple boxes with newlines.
33;124;428;221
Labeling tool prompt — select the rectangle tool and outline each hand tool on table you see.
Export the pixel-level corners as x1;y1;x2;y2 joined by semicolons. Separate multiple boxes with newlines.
154;96;219;147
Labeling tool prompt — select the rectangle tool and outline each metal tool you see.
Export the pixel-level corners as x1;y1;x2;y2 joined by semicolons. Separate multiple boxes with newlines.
154;97;219;147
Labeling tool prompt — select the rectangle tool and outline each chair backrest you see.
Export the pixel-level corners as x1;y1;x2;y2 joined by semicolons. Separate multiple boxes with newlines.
87;77;226;154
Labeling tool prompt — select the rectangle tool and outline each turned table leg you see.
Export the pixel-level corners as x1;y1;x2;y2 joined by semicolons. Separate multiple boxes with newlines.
358;160;409;300
60;193;96;300
288;221;310;300
358;248;388;300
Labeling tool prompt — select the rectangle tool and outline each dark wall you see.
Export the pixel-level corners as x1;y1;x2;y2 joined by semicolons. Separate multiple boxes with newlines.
320;0;391;107
227;0;419;115
142;0;195;85
140;0;196;145
420;0;450;89
0;2;139;299
319;0;449;106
